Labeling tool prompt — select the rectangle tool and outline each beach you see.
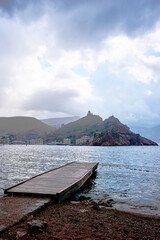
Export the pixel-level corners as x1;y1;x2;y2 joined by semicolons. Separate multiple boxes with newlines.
1;145;160;239
1;199;160;240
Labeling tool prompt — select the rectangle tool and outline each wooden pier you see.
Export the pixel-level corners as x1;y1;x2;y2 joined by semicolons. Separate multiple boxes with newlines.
4;162;98;202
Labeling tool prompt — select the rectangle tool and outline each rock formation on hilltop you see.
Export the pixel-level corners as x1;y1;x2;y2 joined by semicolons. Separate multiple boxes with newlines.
90;116;157;146
0;112;157;146
46;111;102;143
45;112;158;146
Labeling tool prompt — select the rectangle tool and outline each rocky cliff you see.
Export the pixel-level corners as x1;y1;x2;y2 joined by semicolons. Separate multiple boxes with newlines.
46;112;158;146
89;116;157;146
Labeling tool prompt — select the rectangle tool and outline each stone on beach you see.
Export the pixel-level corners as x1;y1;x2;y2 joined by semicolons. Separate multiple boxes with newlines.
27;219;48;233
98;200;113;208
16;231;27;240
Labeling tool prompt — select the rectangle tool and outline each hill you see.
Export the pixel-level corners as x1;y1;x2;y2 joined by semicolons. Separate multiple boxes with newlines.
41;116;80;128
0;113;157;146
0;116;56;143
46;112;157;146
45;111;103;143
91;116;157;146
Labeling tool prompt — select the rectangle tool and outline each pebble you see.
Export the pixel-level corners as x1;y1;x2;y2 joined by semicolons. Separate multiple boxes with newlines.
27;219;48;233
98;200;113;207
16;231;27;239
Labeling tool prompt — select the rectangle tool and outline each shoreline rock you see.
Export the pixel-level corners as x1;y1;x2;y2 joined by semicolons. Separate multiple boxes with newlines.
1;201;159;240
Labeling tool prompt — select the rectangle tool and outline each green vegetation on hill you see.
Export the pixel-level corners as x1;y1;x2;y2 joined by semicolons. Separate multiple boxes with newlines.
0;116;56;143
103;116;129;132
45;111;157;146
46;111;102;142
0;112;157;146
90;115;157;146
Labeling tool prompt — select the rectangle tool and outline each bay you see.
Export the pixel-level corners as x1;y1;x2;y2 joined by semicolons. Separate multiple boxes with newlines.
0;145;160;216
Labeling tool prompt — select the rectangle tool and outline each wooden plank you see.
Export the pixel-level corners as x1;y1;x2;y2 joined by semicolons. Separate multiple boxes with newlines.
4;162;98;202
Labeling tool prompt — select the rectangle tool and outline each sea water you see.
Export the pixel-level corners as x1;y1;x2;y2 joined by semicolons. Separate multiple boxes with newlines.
0;145;160;216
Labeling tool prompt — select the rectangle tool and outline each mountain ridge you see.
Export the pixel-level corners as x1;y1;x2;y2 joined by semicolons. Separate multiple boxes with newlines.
46;111;103;142
41;116;80;128
0;116;56;143
45;111;158;146
0;113;158;146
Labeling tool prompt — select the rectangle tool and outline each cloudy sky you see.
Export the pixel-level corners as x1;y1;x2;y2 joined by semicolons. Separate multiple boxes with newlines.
0;0;160;127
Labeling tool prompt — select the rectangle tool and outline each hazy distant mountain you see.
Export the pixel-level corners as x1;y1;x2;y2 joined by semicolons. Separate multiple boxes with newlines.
0;116;56;141
46;111;102;142
46;111;157;146
41;116;80;128
130;125;160;143
0;114;157;146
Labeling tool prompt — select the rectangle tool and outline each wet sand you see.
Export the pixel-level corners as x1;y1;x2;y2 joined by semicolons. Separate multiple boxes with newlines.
1;199;160;240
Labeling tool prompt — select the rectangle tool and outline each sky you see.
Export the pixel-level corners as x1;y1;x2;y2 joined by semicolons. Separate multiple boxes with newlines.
0;0;160;127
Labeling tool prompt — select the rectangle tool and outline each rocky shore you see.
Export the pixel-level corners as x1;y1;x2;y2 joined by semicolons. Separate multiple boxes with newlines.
0;198;160;240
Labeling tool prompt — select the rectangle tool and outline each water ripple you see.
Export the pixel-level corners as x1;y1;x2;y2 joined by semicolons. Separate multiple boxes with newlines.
0;145;160;215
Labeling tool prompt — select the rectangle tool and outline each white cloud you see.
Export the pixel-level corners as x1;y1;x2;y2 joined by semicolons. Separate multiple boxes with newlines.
98;27;160;85
0;15;102;118
146;90;152;96
0;1;160;126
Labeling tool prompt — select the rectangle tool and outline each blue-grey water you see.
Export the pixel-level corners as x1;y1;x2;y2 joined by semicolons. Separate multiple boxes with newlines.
0;145;160;216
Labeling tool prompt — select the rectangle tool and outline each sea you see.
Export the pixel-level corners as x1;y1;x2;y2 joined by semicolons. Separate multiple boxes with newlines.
0;144;160;216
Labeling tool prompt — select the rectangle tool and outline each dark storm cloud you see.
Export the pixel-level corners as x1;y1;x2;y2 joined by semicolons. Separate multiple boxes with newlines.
24;89;80;114
1;0;160;46
52;0;160;47
54;0;160;33
0;0;46;21
0;0;30;16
